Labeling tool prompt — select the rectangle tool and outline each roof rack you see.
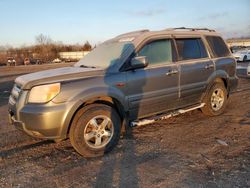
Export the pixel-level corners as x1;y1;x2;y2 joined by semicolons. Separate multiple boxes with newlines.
116;29;149;37
165;27;215;32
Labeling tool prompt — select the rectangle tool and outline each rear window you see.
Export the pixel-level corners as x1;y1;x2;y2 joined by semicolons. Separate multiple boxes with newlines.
206;36;230;58
176;38;208;61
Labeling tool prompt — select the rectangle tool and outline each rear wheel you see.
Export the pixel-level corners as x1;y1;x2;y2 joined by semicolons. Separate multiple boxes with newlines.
69;104;121;157
201;81;228;116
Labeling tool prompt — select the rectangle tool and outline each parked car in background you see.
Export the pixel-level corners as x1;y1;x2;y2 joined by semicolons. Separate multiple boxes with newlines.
233;50;250;62
7;57;16;66
9;27;238;157
52;58;62;63
24;58;30;65
35;59;45;64
230;46;247;53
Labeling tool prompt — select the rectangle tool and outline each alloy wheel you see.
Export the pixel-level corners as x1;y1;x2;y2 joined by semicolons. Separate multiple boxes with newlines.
210;88;225;111
83;115;114;149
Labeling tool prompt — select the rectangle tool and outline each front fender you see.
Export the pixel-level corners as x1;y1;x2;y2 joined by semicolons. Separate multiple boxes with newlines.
57;85;127;138
70;86;127;109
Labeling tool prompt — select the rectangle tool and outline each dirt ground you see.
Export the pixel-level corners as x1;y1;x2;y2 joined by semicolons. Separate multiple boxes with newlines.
0;64;249;188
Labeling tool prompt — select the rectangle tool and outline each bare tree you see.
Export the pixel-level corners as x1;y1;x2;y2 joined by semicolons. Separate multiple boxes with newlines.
82;41;92;51
0;35;93;65
35;34;52;45
0;52;7;65
34;34;56;63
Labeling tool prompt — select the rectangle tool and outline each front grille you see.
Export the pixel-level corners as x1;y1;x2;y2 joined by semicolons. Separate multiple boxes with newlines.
9;84;22;105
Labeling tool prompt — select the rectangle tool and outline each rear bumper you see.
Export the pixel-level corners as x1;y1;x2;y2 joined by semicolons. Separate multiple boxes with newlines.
237;67;250;78
228;76;238;93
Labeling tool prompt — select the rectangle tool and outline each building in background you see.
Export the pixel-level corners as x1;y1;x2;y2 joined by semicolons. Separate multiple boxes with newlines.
227;38;250;47
59;51;90;62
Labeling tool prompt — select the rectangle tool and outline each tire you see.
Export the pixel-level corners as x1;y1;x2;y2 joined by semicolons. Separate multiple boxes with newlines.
243;55;247;62
201;81;228;116
69;104;121;157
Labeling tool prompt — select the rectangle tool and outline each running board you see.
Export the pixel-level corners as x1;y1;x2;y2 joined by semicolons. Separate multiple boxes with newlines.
130;103;205;127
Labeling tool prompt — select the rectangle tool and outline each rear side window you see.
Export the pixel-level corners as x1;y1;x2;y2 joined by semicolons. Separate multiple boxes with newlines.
138;39;172;65
175;38;208;61
206;36;230;58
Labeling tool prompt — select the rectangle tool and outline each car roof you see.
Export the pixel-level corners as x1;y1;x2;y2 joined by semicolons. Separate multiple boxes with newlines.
106;27;222;46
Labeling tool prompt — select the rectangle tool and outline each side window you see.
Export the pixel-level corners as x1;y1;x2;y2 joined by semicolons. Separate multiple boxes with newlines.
206;36;230;58
176;38;208;61
137;39;172;65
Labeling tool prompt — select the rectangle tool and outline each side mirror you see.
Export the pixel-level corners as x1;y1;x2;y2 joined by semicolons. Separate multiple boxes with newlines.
130;56;148;70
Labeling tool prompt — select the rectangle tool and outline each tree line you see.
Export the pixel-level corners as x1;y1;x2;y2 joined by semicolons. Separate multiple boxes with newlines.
0;34;92;65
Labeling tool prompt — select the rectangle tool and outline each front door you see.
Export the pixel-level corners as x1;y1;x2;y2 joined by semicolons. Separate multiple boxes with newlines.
126;39;179;119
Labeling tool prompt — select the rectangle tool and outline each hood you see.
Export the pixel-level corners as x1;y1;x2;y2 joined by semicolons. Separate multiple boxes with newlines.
15;66;104;89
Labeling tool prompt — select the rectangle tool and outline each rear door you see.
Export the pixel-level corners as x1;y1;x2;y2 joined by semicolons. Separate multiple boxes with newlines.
126;38;179;119
174;37;214;106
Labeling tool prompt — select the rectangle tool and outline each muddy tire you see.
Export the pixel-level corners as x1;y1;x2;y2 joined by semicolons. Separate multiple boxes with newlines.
201;81;228;116
69;104;121;158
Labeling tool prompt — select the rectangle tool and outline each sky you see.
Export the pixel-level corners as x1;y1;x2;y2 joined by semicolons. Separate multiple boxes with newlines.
0;0;249;47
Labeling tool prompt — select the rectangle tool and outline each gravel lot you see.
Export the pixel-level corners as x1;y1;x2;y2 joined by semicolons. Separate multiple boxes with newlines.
0;64;249;188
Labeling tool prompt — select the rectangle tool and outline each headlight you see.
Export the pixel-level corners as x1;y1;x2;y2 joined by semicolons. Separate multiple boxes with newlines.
28;83;60;103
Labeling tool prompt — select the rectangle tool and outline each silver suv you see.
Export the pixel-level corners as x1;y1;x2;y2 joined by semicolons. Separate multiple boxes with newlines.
9;28;238;157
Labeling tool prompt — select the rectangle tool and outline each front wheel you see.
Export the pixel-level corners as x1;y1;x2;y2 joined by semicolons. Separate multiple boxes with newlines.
69;104;121;157
201;81;228;116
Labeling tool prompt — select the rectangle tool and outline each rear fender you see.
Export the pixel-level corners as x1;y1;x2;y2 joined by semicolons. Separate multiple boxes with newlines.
201;70;229;101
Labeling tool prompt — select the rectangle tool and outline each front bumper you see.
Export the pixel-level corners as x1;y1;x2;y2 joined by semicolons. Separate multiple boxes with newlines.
8;100;75;140
8;113;43;138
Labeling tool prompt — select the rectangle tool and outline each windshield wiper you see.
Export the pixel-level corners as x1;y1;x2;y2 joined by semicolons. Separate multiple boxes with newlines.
79;65;96;68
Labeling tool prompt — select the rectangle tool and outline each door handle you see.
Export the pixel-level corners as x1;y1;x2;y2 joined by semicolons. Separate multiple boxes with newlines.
205;64;214;69
166;70;179;76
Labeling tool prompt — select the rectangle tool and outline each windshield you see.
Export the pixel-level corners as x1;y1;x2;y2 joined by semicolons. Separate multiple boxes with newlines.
74;42;133;68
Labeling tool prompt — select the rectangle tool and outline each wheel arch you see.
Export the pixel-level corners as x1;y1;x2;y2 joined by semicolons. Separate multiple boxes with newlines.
208;70;229;89
64;95;126;137
202;71;229;101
